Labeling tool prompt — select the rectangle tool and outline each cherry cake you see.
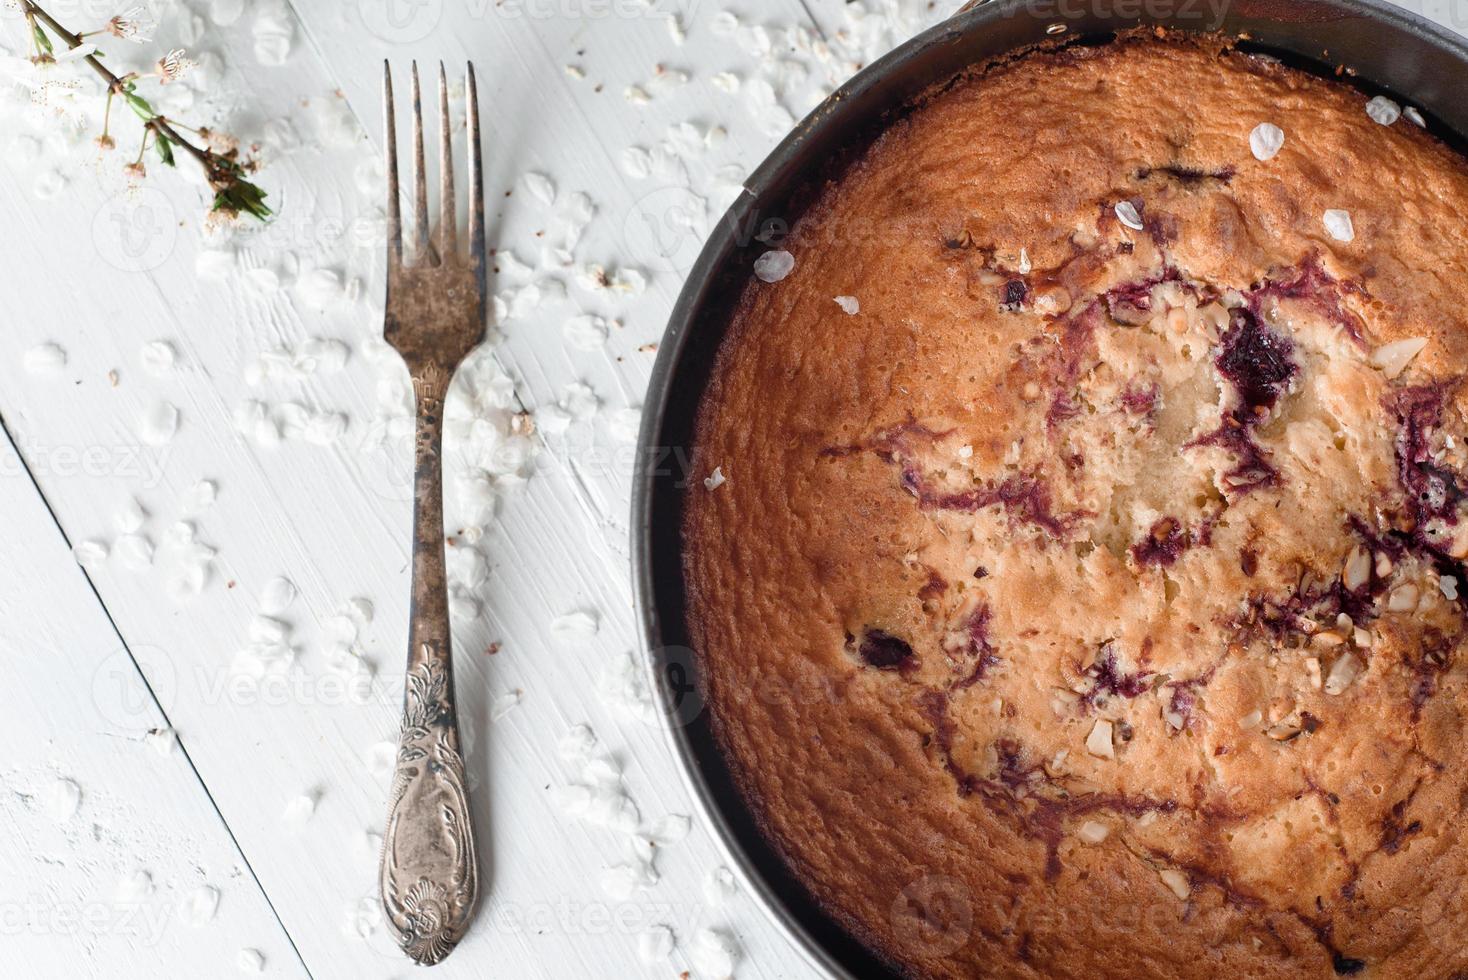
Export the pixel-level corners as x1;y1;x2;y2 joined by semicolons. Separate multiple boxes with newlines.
683;30;1468;980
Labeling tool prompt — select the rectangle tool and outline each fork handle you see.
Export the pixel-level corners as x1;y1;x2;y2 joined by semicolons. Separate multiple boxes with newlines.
379;365;480;965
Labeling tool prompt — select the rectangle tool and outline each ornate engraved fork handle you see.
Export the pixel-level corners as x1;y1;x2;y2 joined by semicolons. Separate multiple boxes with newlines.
379;366;480;966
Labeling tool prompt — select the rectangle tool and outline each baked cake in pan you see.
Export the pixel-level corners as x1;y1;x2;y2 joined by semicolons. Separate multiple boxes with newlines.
684;30;1468;979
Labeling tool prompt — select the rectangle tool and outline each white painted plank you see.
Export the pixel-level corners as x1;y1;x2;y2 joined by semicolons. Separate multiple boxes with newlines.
0;429;305;979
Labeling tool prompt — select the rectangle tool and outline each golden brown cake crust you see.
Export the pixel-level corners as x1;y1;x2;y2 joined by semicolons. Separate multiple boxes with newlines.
684;30;1468;980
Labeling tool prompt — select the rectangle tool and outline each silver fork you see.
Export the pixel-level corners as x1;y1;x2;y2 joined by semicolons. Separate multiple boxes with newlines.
377;61;484;966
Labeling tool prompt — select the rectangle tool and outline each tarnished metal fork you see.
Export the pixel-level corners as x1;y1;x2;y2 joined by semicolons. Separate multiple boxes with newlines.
377;61;484;967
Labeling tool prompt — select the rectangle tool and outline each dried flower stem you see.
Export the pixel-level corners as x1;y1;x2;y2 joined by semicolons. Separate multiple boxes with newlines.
21;0;270;221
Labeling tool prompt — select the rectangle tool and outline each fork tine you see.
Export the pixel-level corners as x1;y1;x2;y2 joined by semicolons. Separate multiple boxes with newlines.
383;62;402;269
465;62;485;292
409;62;434;264
437;62;456;259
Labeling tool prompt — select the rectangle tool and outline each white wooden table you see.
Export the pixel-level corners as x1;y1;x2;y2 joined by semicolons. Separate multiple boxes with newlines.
0;0;1454;977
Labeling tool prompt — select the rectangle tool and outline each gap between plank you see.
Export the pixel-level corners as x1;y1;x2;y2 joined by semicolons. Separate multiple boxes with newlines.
0;408;317;980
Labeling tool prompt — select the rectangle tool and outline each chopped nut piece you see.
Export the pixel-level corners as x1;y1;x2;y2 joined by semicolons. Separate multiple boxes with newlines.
1449;523;1468;560
1159;868;1190;899
1238;710;1263;729
1086;719;1115;759
1021;381;1041;401
1311;630;1345;648
1375;553;1393;577
1441;575;1460;602
1304;657;1322;690
1032;284;1072;316
1342;546;1371;591
1078;820;1110;844
1266;718;1303;741
1369;337;1428;380
1387;584;1419;612
1324;653;1361;696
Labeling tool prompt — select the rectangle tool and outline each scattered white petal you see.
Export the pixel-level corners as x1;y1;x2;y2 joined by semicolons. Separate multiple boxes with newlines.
522;172;557;205
1323;208;1355;243
638;924;676;964
145;727;178;756
43;777;81;821
282;793;316;826
163;521;195;547
1114;200;1144;230
115;534;155;570
340;597;374;625
564;313;610;350
259;576;297;615
249;615;291;645
252;1;295;65
116;869;154;902
1249;122;1285;161
33;171;66;200
491;690;522;721
140;340;177;375
598;649;655;721
345;896;382;938
601;861;657;900
551;610;599;641
609;407;642;442
704;467;726;490
621;145;652;179
236;948;265;973
834;295;859;315
211;0;244;25
1366;95;1401;126
364;741;396;779
73;540;108;568
1404;105;1426;127
558;726;598;767
179;885;220;926
23;343;66;375
141;401;180;445
115;497;147;533
753;249;795;283
187;480;218;511
650;813;691;844
703;865;737;905
690;928;740;980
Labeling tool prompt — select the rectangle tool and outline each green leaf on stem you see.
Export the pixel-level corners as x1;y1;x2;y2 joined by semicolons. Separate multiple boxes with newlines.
124;91;154;121
154;132;175;166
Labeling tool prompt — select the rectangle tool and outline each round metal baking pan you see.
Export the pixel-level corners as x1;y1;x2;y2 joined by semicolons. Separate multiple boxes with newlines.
631;1;1468;976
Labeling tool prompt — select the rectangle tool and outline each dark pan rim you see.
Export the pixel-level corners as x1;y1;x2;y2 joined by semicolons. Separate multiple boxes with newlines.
631;2;1468;977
